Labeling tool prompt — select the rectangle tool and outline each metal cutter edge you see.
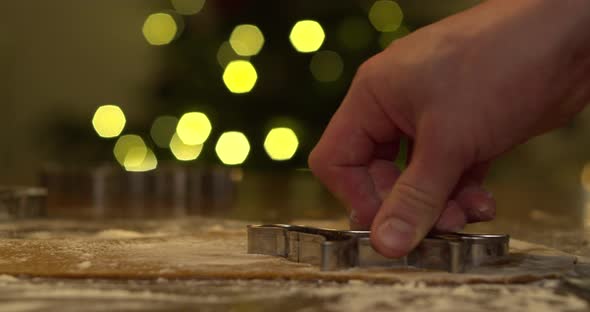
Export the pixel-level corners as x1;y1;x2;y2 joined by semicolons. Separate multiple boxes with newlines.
247;224;509;273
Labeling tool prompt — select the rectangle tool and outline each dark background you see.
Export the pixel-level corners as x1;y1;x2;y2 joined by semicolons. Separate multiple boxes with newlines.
1;0;589;225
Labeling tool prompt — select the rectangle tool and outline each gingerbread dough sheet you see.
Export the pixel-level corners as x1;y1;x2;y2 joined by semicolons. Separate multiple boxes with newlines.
0;218;580;284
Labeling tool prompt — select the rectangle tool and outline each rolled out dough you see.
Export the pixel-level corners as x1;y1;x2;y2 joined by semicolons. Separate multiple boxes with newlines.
0;218;581;284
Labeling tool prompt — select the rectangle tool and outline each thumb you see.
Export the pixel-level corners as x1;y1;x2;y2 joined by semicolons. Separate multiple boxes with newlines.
370;128;468;258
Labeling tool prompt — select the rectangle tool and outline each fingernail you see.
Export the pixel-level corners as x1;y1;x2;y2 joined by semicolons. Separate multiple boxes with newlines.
477;202;490;213
476;202;495;219
376;218;415;254
349;210;359;224
348;210;364;230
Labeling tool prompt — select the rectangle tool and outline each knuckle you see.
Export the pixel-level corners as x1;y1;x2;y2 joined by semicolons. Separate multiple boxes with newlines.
353;54;396;109
355;55;383;85
356;57;376;77
307;147;329;180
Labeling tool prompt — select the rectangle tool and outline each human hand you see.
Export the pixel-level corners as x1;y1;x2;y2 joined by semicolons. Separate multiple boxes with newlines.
309;0;590;258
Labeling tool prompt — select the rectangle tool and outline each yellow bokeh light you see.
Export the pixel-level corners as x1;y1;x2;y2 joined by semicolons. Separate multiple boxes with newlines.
133;149;158;172
170;0;205;15
169;133;203;161
124;145;148;168
310;50;344;82
229;24;265;57
264;128;299;161
217;41;249;68
222;60;258;94
150;116;179;148
581;163;590;192
215;131;250;165
142;13;178;46
176;112;212;145
113;135;157;172
92;105;126;138
289;20;325;53
126;148;158;172
369;0;403;32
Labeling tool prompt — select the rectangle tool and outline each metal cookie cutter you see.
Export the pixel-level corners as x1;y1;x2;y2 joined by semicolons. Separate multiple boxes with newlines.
247;224;509;273
0;187;47;221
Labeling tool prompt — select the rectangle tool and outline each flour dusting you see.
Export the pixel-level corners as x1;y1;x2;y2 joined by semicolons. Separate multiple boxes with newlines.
77;261;92;270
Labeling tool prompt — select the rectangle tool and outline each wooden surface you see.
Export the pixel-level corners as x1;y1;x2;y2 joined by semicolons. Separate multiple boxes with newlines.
0;218;580;284
0;217;587;312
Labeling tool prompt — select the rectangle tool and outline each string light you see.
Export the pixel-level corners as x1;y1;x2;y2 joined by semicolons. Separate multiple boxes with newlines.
215;131;250;165
264;128;299;161
223;60;258;94
131;148;158;172
169;133;203;161
229;24;265;56
310;51;344;82
92;105;126;138
113;135;157;171
369;0;404;32
150;116;179;148
142;13;178;46
217;41;248;68
176;112;212;145
170;0;205;15
289;20;325;53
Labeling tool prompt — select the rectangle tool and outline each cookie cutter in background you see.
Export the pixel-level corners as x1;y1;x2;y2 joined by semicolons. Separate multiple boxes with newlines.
247;224;509;273
0;186;47;220
40;165;239;218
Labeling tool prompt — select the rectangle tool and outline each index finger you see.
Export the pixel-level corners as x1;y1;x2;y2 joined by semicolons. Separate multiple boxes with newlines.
308;62;402;228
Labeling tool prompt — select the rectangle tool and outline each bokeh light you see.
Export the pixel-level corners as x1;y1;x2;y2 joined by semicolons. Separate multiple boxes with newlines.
217;41;249;68
229;24;265;57
92;105;126;138
264;127;299;161
379;25;410;49
113;135;158;172
310;50;344;82
150;116;178;148
176;112;212;145
170;0;205;15
289;20;325;53
215;131;250;165
124;146;157;172
129;148;158;172
222;60;258;94
369;0;404;32
581;163;590;192
124;145;146;167
169;133;203;161
337;17;373;51
142;13;178;46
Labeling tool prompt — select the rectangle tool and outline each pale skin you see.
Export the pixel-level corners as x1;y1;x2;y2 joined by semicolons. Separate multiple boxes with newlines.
309;0;590;258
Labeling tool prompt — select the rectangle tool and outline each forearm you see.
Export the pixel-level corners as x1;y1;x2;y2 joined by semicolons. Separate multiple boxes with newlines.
507;0;590;114
493;0;590;68
445;0;590;56
433;0;590;117
509;0;590;119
